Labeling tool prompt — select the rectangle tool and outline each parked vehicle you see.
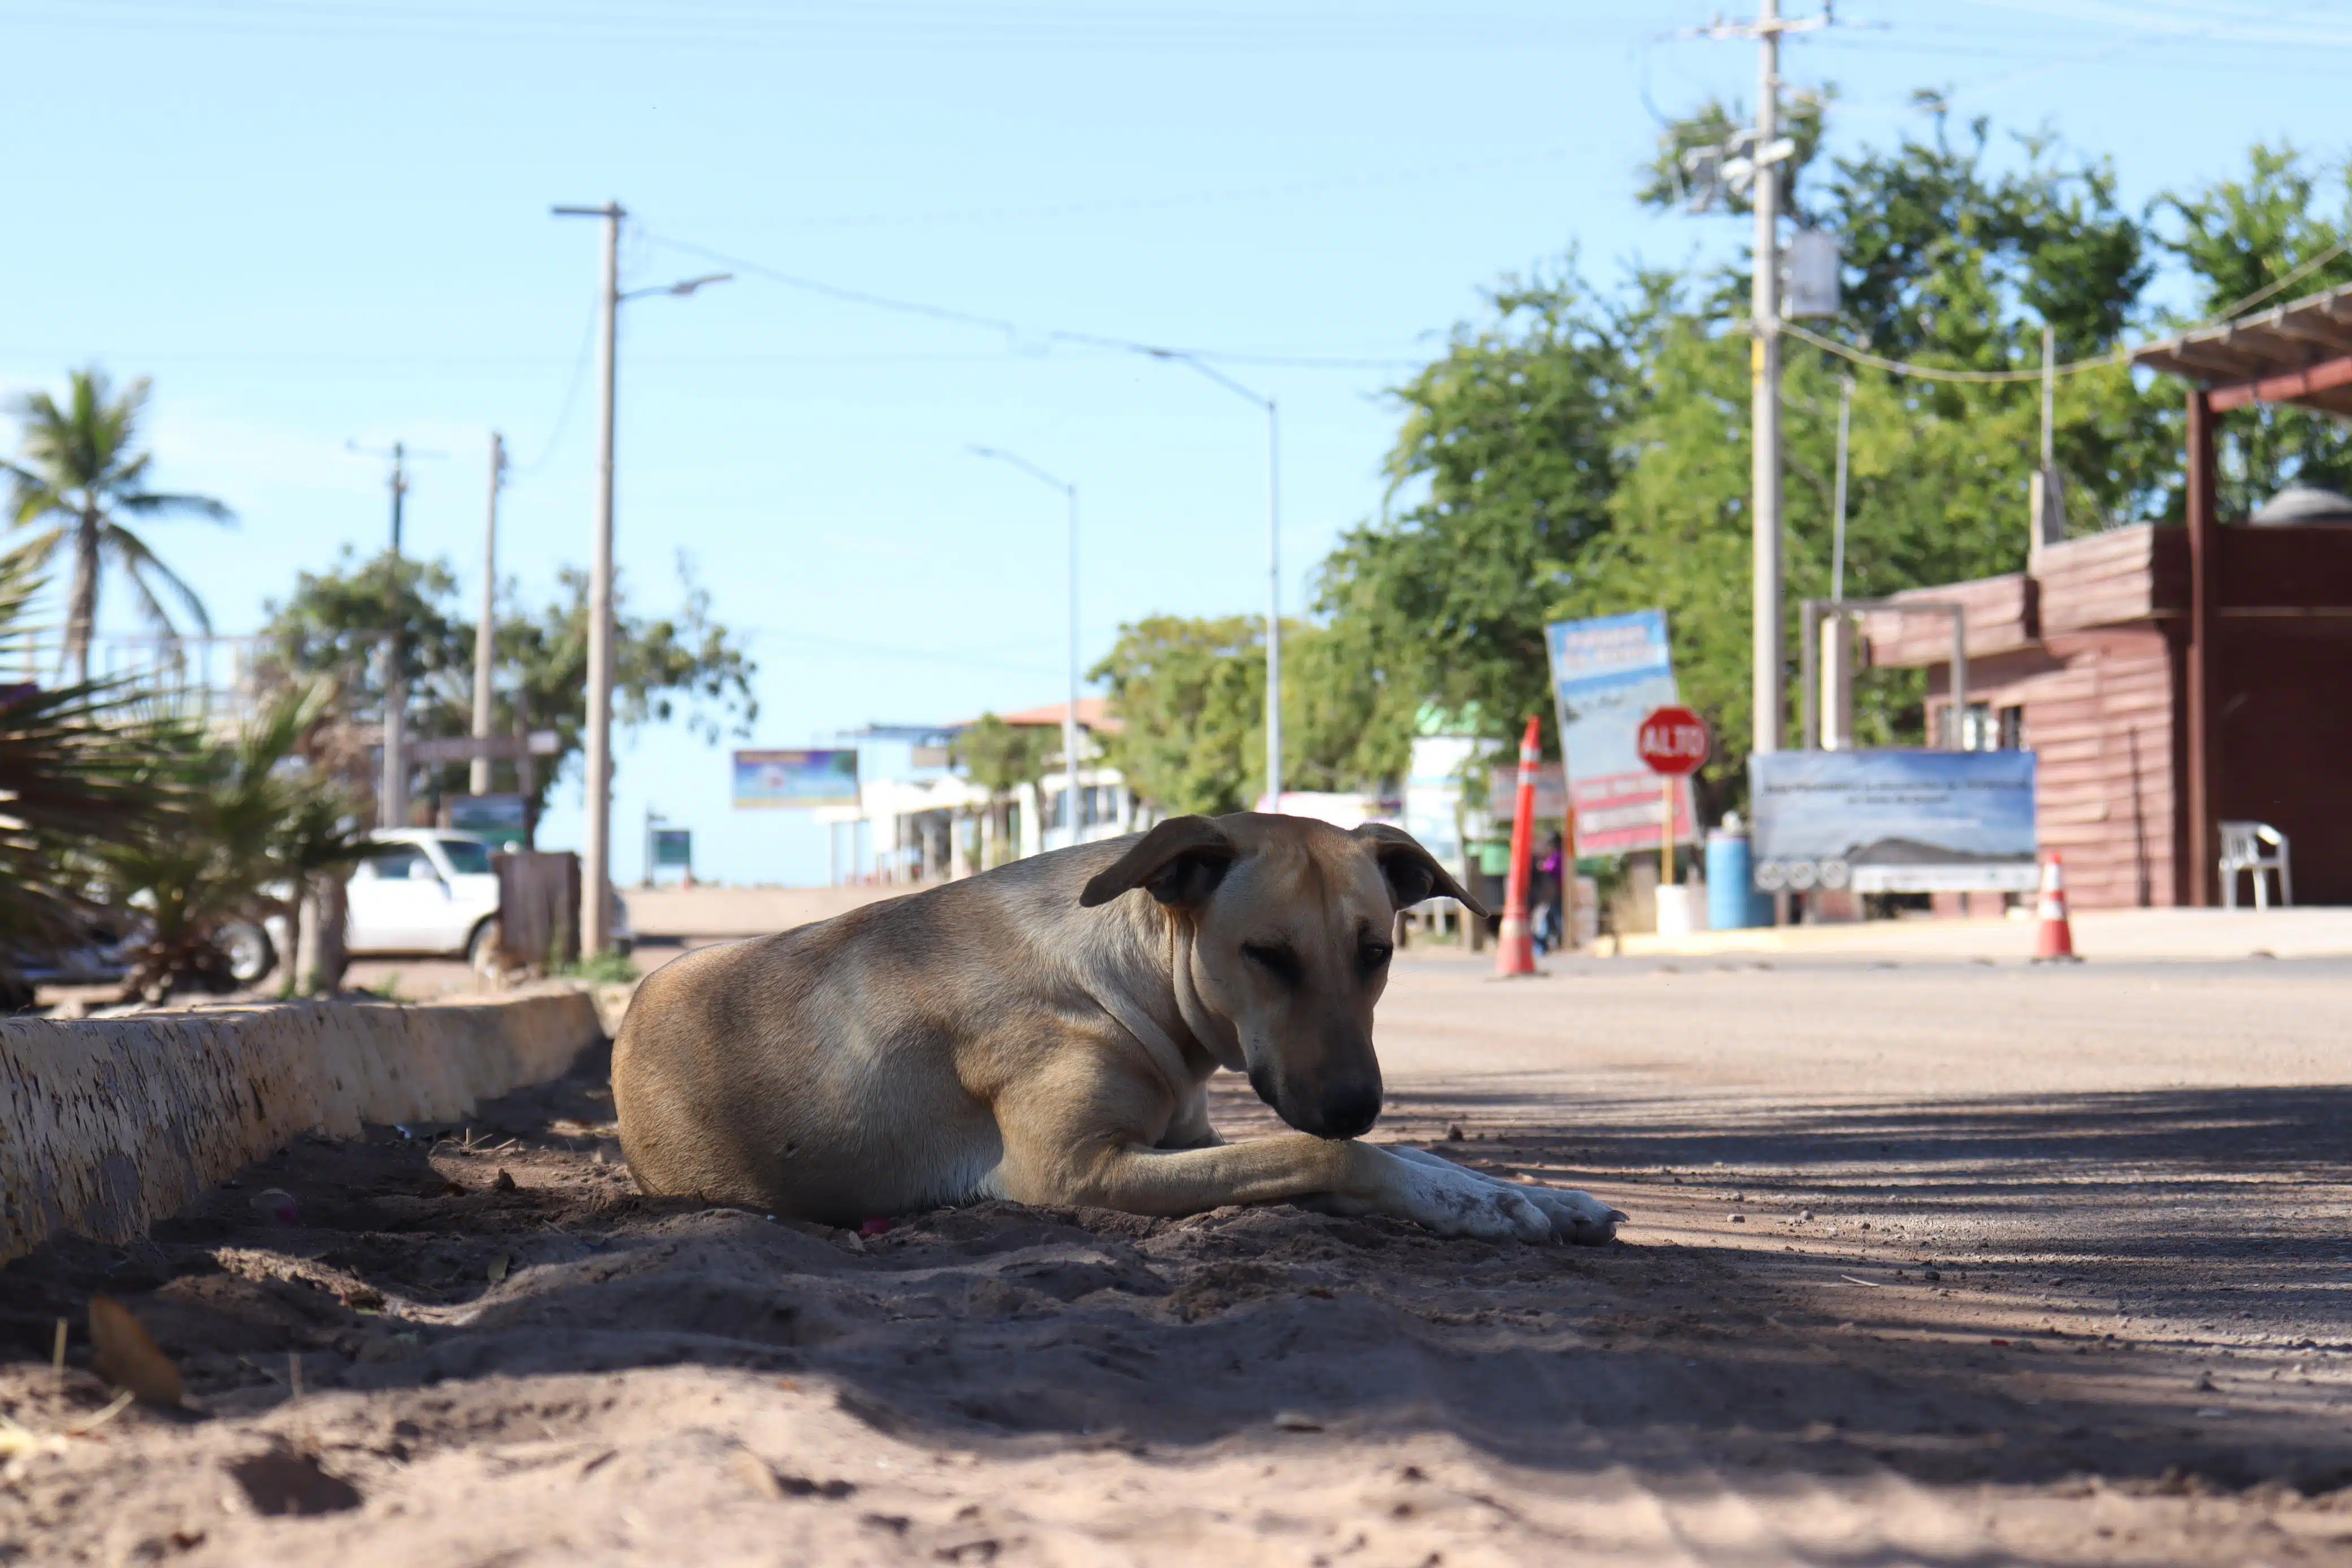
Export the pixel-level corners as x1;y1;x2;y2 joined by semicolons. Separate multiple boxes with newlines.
239;830;632;982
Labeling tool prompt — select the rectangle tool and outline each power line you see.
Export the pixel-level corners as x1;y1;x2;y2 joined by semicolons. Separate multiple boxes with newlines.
507;289;605;482
1779;234;2352;384
643;232;1424;369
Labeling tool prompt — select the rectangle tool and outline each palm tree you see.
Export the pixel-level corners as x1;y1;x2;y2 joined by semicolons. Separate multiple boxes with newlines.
4;368;232;683
101;677;370;1001
0;539;179;1008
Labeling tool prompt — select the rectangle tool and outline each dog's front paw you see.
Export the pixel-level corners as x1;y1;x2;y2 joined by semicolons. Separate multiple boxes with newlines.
1387;1152;1551;1242
1519;1183;1625;1245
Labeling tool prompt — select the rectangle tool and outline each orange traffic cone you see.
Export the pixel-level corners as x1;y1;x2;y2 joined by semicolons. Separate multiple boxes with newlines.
2033;852;2080;963
1493;717;1541;978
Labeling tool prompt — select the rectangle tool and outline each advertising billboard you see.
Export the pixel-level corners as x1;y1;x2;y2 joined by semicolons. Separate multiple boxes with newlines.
1544;609;1697;853
732;748;860;809
1748;750;2039;893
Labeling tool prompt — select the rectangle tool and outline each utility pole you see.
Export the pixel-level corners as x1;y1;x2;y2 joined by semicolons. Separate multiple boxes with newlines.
552;202;728;955
369;442;411;831
1264;397;1283;811
348;438;444;828
471;432;505;797
2030;324;2068;556
556;200;625;958
1750;0;1785;763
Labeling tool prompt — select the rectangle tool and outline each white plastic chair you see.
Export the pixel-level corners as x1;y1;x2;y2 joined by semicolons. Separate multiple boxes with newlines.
2219;821;2293;909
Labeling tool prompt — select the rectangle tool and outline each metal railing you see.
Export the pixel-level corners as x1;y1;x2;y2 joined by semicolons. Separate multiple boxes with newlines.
5;629;265;728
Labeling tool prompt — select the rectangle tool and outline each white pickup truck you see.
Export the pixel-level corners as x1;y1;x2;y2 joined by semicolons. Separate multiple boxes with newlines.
230;830;633;982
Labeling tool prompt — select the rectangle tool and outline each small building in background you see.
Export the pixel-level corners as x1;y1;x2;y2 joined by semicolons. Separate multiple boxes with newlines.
1858;283;2352;908
816;700;1136;884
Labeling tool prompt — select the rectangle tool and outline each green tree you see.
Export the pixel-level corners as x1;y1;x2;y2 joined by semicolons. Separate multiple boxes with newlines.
257;548;758;825
2156;142;2352;517
950;712;1058;799
1636;91;1831;220
1314;268;1649;757
949;712;1059;865
1323;98;2199;815
3;369;233;683
1089;614;1406;816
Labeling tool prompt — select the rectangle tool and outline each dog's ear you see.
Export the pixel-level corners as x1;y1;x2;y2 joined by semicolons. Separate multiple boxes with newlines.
1354;822;1490;919
1080;816;1238;909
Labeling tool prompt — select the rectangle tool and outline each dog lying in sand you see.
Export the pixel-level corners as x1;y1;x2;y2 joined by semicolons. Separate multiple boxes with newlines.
613;812;1623;1244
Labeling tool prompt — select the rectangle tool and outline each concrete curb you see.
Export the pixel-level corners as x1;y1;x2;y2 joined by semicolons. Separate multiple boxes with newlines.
0;989;602;1266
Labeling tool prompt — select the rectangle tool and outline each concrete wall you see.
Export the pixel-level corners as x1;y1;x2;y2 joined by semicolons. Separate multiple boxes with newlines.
0;990;600;1265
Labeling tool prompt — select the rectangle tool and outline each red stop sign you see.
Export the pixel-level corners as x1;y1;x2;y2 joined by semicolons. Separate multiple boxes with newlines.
1637;705;1711;776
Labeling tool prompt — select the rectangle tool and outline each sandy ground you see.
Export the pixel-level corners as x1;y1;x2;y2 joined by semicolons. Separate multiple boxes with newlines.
8;949;2352;1565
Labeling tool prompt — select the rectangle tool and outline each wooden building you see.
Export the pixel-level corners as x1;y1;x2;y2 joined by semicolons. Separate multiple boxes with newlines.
1857;283;2352;909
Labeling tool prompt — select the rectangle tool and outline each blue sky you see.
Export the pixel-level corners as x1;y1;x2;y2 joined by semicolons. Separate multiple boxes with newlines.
9;0;2352;885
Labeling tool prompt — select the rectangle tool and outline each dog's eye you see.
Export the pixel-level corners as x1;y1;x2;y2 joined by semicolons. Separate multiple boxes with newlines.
1360;943;1394;972
1240;942;1303;985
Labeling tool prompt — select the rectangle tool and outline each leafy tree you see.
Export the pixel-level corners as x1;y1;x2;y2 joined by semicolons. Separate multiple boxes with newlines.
1089;614;1406;816
2;369;232;683
949;712;1060;865
256;548;758;826
1322;98;2211;814
1091;615;1266;816
951;712;1058;798
1313;268;1649;757
1636;90;1831;219
2156;142;2352;517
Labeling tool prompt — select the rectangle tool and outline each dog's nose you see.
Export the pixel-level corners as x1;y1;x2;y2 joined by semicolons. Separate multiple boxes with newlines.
1315;1082;1382;1141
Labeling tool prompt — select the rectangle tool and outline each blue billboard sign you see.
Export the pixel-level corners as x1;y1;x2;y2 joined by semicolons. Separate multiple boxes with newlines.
732;748;860;809
1544;609;1696;852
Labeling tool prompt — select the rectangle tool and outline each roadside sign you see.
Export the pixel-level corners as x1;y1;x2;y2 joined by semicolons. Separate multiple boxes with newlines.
733;748;860;809
1544;610;1695;852
449;793;528;848
408;731;561;764
1749;751;2038;893
650;828;693;869
1637;707;1711;776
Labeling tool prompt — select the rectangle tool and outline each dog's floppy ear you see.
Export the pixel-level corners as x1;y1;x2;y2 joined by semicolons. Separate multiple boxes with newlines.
1354;822;1490;919
1080;815;1238;909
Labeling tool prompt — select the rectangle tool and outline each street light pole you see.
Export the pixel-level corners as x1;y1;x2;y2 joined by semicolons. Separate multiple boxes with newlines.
553;201;729;955
470;431;505;798
970;447;1082;850
1143;352;1282;809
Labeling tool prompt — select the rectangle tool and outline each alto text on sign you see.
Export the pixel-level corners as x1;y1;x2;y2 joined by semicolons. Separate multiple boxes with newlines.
1637;707;1711;777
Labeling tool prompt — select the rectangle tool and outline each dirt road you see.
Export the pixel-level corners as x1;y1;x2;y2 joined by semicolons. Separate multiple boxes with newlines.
7;952;2352;1565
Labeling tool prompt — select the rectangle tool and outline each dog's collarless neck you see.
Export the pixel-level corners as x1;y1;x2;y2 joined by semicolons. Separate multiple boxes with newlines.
1161;915;1243;1077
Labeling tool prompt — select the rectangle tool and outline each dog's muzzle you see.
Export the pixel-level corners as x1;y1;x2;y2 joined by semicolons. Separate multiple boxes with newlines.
1250;1064;1382;1141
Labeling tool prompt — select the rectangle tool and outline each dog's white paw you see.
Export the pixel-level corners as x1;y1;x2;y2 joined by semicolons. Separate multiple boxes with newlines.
1382;1149;1551;1242
1516;1183;1625;1246
1386;1147;1624;1245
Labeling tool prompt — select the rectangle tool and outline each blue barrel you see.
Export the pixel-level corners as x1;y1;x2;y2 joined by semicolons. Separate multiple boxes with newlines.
1707;823;1774;930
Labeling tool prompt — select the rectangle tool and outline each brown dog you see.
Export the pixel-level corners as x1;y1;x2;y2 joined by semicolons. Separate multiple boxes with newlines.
613;812;1623;1243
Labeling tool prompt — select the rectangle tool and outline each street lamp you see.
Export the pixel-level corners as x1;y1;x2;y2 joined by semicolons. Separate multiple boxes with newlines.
1142;350;1283;811
552;199;730;956
969;447;1082;854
